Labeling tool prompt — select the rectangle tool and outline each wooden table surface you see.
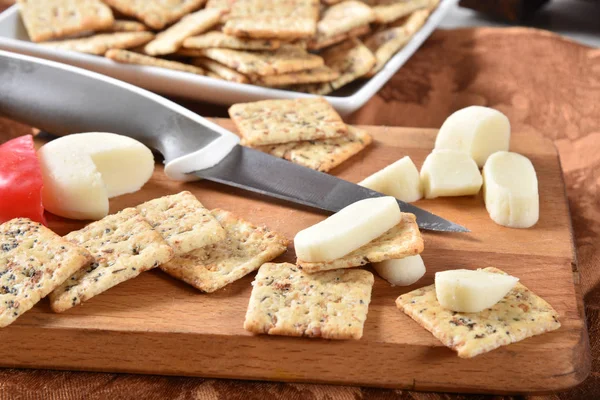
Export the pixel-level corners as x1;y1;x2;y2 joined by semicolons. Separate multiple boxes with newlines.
1;2;599;399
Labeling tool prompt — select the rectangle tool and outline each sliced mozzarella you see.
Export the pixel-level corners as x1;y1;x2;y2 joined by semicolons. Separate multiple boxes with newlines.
482;151;539;228
420;150;482;199
373;255;426;286
294;196;401;262
435;106;510;167
38;132;154;220
358;156;422;203
435;269;519;313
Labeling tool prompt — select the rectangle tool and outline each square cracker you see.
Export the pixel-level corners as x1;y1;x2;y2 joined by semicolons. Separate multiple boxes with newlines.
106;19;149;32
136;191;226;256
229;97;347;146
370;0;430;24
18;0;114;43
199;46;324;76
251;65;339;87
144;8;222;56
364;26;411;77
160;209;288;293
49;208;174;312
223;18;316;40
183;31;280;51
0;218;92;327
255;125;372;172
244;262;374;339
297;213;424;273
41;32;154;55
315;1;375;39
308;24;370;51
396;267;562;358
193;58;249;83
320;38;376;91
105;49;206;75
228;0;319;19
102;0;206;30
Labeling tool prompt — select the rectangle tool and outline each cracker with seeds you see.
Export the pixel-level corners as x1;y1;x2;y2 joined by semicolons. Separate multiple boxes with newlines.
105;49;206;75
18;0;114;43
41;32;154;55
105;19;149;32
370;0;429;24
318;38;376;91
229;97;347;146
183;31;280;51
228;0;319;19
192;58;249;83
244;262;374;339
223;18;317;40
136;191;226;255
256;125;372;172
0;218;92;327
297;213;423;273
364;26;410;77
252;65;339;87
315;1;375;39
102;0;206;30
308;24;370;51
49;208;174;312
199;46;323;76
144;8;223;56
396;267;562;358
161;209;288;293
287;82;334;96
206;0;237;10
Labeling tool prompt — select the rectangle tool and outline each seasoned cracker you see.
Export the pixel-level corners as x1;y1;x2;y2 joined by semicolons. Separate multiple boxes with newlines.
396;267;562;358
229;97;347;146
183;31;280;51
315;1;375;39
102;0;206;30
105;49;206;75
252;65;339;87
256;125;372;172
308;24;370;51
136;191;226;255
206;0;237;10
105;19;149;32
402;7;432;36
286;82;334;95
228;0;319;19
192;58;249;83
244;262;374;339
0;218;92;327
49;208;174;312
199;46;324;76
18;0;114;43
297;213;423;273
161;209;288;293
223;18;316;40
318;38;376;90
144;8;222;56
41;32;154;55
371;0;429;24
364;26;410;77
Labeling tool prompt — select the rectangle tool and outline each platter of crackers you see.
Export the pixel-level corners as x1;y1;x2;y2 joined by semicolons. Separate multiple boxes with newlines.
0;0;456;114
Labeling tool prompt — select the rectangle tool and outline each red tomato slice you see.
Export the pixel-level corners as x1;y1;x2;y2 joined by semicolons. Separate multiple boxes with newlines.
0;135;46;225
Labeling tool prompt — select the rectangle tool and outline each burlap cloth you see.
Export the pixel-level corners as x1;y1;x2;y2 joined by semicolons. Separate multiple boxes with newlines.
1;2;599;397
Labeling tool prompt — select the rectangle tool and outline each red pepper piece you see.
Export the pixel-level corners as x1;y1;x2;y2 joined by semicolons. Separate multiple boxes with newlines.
0;135;46;225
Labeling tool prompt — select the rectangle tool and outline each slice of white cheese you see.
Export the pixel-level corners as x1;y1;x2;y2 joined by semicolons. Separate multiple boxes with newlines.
434;106;510;167
435;269;519;313
38;132;154;220
420;150;482;199
373;254;426;286
294;196;401;262
482;151;539;228
358;156;422;203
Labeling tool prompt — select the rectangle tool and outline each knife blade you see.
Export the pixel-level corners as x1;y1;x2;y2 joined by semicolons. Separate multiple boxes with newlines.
0;50;468;232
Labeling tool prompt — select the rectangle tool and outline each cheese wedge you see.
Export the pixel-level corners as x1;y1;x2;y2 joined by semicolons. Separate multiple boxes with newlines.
420;150;482;199
374;255;425;286
435;106;510;167
435;269;519;313
483;151;539;228
294;196;401;262
358;156;422;203
38;132;154;220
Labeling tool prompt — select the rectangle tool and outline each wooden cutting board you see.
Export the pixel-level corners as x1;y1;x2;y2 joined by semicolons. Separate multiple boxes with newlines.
0;120;589;394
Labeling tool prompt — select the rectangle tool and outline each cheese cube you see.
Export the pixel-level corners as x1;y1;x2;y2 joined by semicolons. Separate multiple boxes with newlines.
374;255;426;286
420;150;482;199
359;156;422;203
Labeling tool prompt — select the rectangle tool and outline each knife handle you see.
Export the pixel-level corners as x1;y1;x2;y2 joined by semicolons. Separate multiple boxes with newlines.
0;50;239;181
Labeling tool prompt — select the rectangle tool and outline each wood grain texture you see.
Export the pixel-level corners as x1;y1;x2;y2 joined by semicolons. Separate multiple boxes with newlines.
0;120;588;394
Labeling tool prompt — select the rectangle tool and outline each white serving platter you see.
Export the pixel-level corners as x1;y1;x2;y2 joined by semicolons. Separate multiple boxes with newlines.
0;1;456;116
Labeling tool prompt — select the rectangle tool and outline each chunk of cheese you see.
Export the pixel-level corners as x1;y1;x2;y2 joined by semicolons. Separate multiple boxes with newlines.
38;132;154;220
482;151;539;228
435;106;510;167
294;196;401;262
358;156;422;203
374;255;426;286
420;150;482;199
435;269;519;313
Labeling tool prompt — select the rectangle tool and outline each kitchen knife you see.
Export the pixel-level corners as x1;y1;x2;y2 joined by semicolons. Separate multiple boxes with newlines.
0;50;468;232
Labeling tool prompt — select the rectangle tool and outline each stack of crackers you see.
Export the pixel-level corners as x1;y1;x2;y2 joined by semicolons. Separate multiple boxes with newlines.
18;0;440;94
229;97;372;172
